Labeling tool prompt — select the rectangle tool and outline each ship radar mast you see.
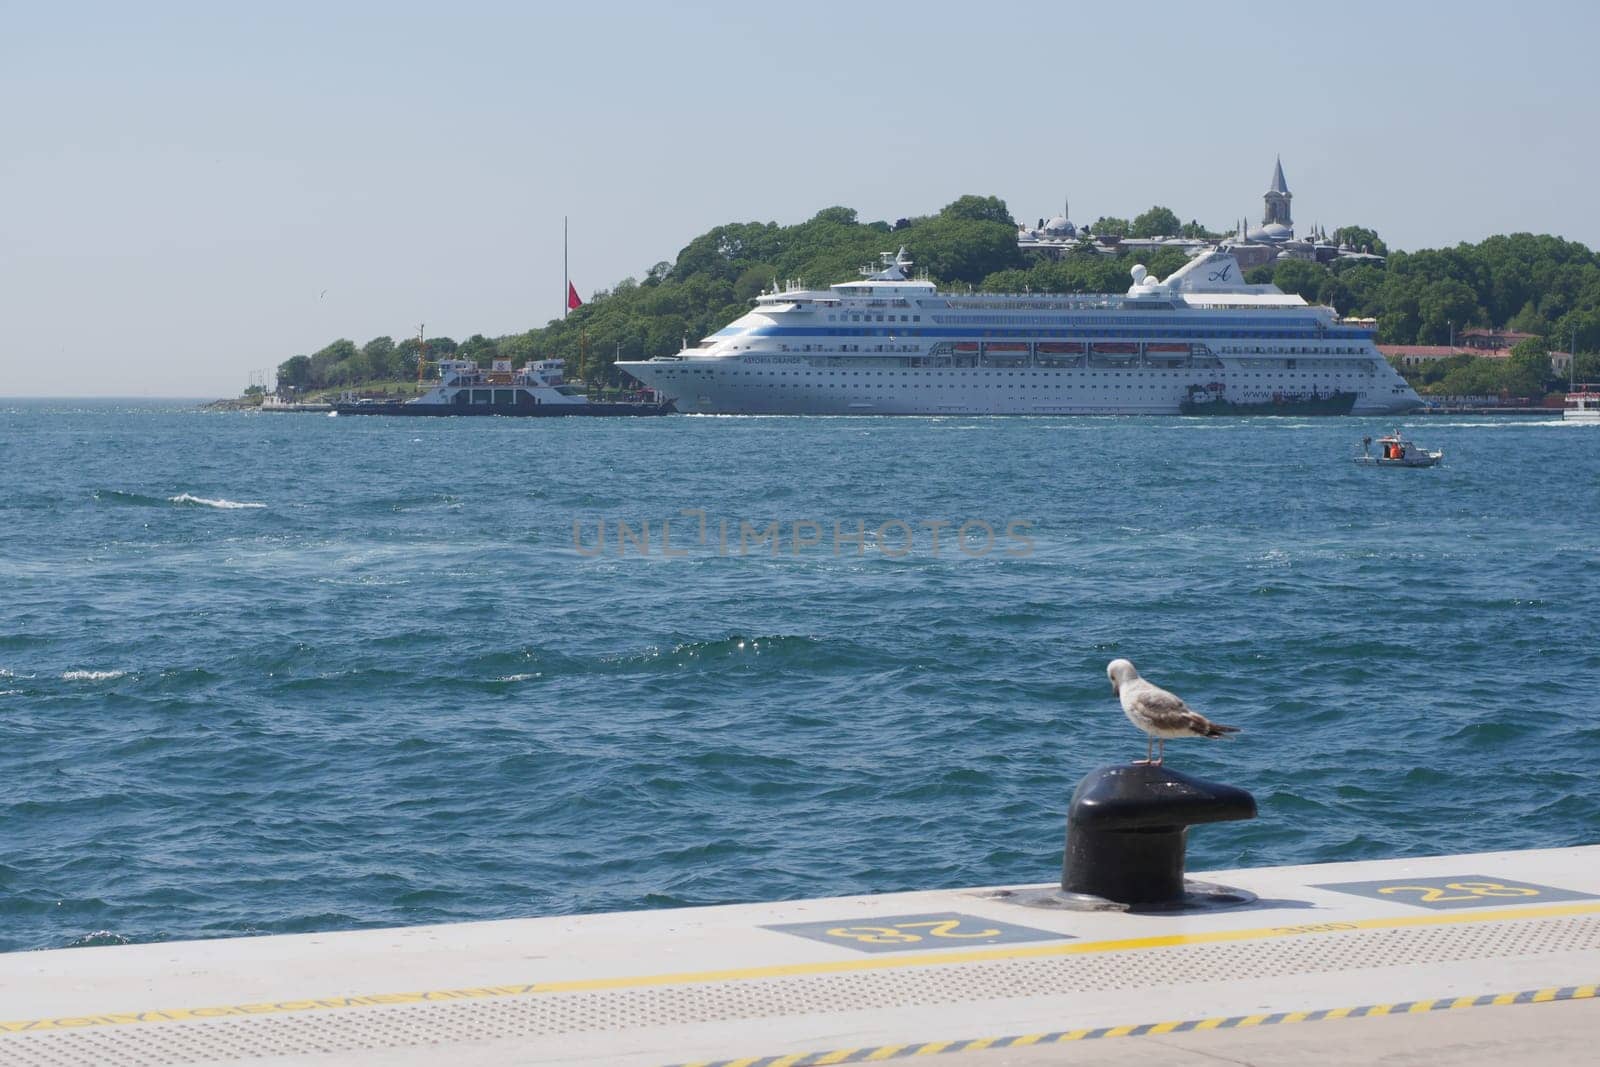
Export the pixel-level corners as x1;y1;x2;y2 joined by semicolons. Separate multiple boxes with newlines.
861;247;914;281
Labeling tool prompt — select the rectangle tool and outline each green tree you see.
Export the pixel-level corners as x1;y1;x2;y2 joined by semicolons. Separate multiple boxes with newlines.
1270;259;1324;302
498;332;540;363
458;334;497;363
1333;225;1388;256
905;217;1023;284
1089;216;1130;238
939;195;1015;226
1505;300;1549;336
360;336;398;378
1130;206;1182;238
1504;337;1551;396
309;339;358;386
276;355;312;390
1415;279;1481;344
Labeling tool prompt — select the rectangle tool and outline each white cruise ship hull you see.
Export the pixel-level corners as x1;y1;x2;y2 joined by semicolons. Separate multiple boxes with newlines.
619;362;1414;416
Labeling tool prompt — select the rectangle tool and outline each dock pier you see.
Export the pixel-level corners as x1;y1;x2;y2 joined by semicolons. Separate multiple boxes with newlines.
2;770;1595;1065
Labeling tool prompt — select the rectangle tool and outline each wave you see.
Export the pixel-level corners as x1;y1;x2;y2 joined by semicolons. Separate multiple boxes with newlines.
168;494;266;510
66;930;134;948
61;669;127;681
93;490;266;509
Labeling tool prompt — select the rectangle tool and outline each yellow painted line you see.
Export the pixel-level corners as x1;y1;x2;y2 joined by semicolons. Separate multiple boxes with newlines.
673;981;1600;1066
5;899;1600;1036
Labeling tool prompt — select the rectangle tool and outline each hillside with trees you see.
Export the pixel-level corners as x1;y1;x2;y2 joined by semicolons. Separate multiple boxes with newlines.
274;196;1600;399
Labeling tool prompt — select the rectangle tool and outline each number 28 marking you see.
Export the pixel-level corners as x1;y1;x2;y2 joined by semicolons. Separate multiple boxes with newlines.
1377;881;1541;903
823;918;1003;944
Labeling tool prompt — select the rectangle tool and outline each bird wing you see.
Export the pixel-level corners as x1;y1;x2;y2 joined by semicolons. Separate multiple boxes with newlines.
1127;683;1198;730
1123;678;1238;738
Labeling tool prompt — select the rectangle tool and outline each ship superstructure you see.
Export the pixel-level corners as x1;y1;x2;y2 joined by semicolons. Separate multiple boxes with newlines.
617;248;1419;415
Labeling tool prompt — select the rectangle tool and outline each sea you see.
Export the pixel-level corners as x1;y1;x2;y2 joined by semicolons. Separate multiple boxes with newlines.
2;400;1597;954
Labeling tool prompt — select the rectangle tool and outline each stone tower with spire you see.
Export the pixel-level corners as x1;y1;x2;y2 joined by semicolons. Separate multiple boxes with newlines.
1263;156;1292;229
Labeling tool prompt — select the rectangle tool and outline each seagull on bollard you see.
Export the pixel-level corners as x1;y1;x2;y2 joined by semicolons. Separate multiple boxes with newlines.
1107;659;1239;765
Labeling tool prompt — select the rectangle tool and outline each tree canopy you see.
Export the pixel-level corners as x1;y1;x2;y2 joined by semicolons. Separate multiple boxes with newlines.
1130;206;1182;238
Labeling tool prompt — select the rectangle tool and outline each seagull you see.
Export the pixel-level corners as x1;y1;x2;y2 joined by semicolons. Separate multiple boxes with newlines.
1107;659;1238;765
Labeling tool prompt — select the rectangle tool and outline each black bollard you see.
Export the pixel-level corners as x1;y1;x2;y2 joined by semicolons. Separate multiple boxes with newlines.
1061;763;1256;906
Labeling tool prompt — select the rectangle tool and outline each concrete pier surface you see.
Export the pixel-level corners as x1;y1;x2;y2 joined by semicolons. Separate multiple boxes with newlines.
2;844;1597;1066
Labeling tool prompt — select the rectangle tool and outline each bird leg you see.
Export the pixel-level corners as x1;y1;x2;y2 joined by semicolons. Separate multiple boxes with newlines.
1154;737;1166;766
1134;735;1155;765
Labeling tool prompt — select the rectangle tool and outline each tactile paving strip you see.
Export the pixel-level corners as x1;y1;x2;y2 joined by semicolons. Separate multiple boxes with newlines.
6;914;1600;1065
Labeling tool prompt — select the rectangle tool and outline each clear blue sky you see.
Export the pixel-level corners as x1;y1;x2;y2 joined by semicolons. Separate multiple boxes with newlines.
3;0;1596;396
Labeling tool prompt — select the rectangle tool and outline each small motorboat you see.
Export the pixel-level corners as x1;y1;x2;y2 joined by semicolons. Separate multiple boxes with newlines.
1356;431;1442;467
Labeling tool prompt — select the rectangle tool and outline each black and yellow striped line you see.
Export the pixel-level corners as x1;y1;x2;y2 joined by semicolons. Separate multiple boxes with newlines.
670;982;1598;1067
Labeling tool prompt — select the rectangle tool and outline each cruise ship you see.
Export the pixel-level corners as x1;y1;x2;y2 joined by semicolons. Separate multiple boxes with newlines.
616;247;1421;415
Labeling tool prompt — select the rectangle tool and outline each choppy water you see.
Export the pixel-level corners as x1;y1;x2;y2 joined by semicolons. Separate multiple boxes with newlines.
2;400;1598;953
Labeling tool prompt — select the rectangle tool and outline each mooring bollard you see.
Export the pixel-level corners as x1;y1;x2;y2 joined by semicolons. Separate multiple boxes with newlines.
1061;763;1256;906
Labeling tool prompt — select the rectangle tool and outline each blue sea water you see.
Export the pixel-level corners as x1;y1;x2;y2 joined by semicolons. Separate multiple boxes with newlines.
1;400;1598;953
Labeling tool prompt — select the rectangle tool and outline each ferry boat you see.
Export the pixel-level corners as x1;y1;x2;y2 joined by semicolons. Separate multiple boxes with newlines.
1564;385;1600;423
332;358;673;417
616;247;1421;416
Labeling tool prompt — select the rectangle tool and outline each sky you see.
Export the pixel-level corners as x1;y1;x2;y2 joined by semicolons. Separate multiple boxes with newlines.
3;0;1597;396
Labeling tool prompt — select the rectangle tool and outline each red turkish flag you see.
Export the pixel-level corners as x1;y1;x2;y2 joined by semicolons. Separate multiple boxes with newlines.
567;282;583;310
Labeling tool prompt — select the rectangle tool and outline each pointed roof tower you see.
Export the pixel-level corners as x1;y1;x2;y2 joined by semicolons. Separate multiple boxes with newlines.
1261;156;1293;232
1269;156;1289;195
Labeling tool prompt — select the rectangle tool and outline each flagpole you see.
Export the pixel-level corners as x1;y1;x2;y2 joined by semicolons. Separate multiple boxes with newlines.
563;216;568;321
